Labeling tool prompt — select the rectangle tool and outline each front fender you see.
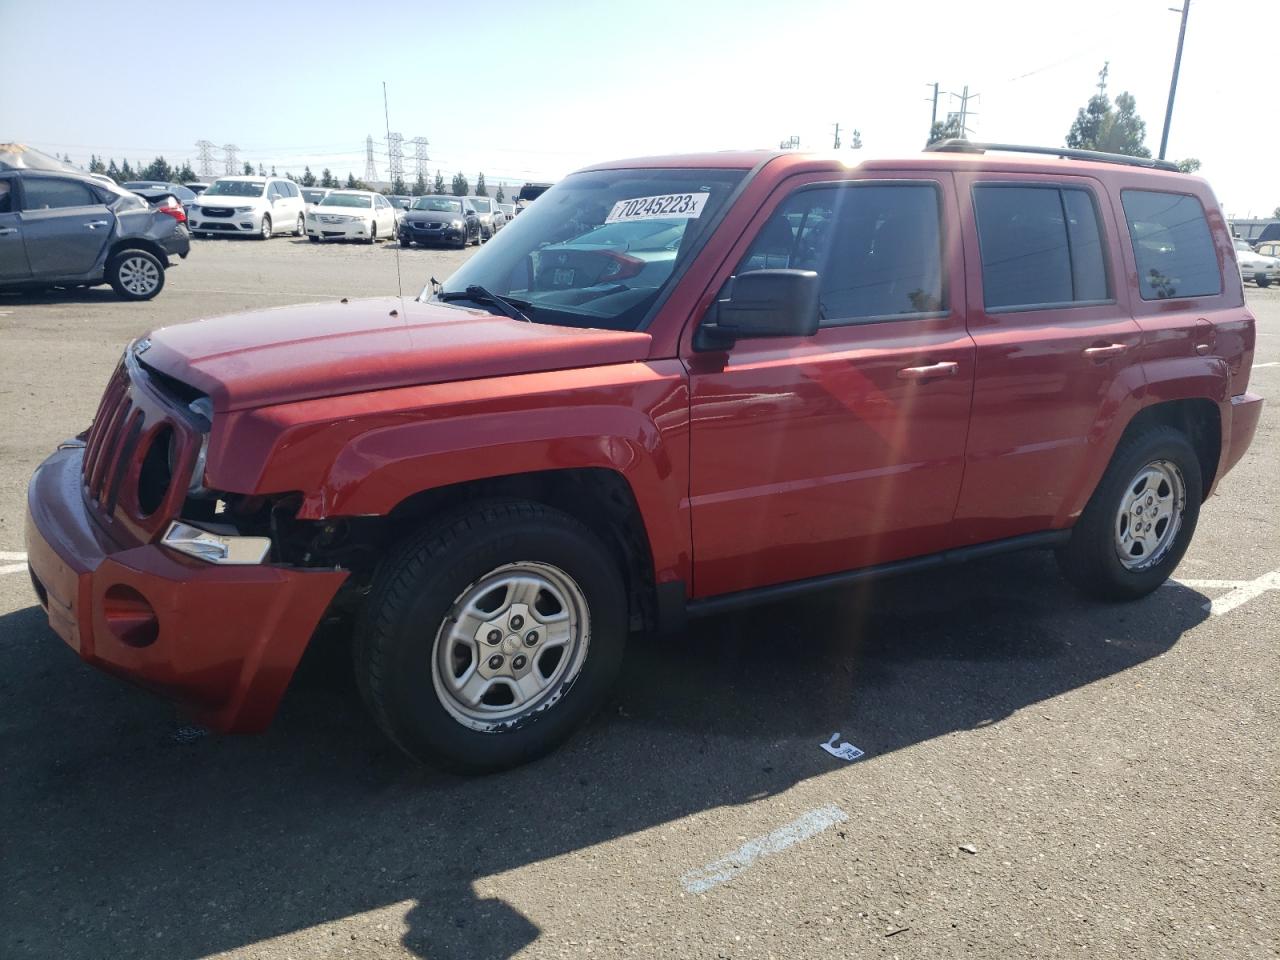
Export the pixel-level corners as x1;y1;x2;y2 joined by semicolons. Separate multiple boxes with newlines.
207;361;693;586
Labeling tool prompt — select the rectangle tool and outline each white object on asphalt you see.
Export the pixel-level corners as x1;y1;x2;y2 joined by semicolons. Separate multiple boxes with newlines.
680;804;849;894
0;551;27;576
820;732;865;762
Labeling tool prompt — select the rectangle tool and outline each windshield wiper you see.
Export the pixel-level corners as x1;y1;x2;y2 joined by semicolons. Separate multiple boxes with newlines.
439;284;533;323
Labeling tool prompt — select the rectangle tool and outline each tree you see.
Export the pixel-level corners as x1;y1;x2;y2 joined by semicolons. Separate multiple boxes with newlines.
120;159;135;180
412;171;427;196
1175;158;1201;173
1274;206;1280;220
495;183;505;203
926;115;963;146
433;170;446;194
320;168;336;188
242;161;254;175
175;162;196;182
451;172;469;196
346;172;358;188
255;163;266;176
106;159;121;182
88;155;105;174
301;166;316;187
271;166;278;177
141;156;174;182
1066;64;1151;158
391;174;406;195
475;172;487;196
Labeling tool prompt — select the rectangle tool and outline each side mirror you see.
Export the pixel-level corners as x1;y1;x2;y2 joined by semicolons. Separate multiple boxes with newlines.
696;269;821;349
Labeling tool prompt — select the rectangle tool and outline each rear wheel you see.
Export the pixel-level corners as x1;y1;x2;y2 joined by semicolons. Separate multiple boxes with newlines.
353;501;627;772
106;249;165;301
1256;274;1272;288
399;235;411;248
1056;425;1202;601
258;215;272;240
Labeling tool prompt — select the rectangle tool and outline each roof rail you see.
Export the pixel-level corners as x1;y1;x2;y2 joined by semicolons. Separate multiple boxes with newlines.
924;139;1181;173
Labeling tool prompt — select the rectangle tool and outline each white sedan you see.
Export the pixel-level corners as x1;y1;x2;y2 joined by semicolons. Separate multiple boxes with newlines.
306;190;399;243
1234;238;1280;288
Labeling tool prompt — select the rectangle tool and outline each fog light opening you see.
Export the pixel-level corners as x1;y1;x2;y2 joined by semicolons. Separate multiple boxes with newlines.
103;584;159;648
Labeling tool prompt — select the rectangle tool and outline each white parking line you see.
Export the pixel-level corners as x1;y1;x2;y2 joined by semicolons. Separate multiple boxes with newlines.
0;551;28;576
1170;569;1280;615
680;804;848;894
1253;361;1280;369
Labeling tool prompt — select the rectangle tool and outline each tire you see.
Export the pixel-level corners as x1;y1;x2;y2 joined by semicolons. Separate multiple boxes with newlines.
294;214;305;237
399;236;411;248
353;500;627;772
308;235;320;243
1256;274;1272;288
106;249;165;301
1055;425;1202;601
366;223;377;245
258;215;272;240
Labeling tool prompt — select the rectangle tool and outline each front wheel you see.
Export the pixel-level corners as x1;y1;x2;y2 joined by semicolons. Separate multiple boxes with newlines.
353;501;627;772
1256;274;1272;288
294;214;305;237
366;223;377;245
106;249;165;300
257;215;272;240
1056;425;1202;600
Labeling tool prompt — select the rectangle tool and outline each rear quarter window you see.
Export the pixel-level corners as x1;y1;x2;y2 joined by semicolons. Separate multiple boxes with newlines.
1121;190;1221;300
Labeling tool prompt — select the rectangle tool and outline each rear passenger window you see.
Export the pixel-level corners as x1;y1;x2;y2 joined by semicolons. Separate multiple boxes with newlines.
22;178;100;211
737;183;946;324
1121;190;1221;300
973;185;1111;310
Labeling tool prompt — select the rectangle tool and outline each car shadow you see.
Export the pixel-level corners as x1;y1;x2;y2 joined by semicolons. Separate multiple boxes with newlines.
0;286;123;305
0;550;1210;959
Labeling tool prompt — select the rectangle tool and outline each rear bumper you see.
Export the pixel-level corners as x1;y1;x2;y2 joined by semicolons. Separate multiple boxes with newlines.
1216;392;1264;489
24;444;348;733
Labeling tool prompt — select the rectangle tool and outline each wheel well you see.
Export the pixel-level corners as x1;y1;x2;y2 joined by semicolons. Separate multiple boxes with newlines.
1121;399;1221;498
386;469;658;631
107;239;168;266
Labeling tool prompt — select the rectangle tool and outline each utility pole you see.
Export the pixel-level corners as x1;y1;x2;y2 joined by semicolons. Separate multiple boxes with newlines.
832;123;841;149
387;132;404;185
926;81;939;139
949;86;979;138
410;137;429;181
1159;1;1191;160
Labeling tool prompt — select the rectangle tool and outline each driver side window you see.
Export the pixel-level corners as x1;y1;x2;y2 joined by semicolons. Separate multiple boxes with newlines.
736;183;947;325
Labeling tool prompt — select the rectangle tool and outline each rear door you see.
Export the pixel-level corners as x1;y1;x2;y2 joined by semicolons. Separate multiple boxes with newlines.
951;171;1143;542
0;174;30;281
20;176;114;277
685;171;974;597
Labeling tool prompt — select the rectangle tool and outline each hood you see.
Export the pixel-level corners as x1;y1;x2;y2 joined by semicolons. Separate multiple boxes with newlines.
142;297;653;412
194;194;266;208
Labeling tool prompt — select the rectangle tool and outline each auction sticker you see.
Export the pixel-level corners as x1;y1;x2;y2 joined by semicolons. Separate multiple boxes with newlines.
606;192;709;223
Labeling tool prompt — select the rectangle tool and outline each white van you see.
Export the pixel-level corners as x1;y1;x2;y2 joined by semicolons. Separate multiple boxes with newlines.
188;175;306;239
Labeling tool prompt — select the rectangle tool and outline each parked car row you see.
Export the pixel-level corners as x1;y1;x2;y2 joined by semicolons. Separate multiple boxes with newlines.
1234;237;1280;287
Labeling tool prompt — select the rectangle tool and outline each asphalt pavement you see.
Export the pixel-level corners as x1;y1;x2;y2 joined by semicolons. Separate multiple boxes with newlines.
0;238;1276;959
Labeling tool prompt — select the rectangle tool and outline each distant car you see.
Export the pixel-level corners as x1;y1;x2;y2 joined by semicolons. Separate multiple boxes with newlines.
0;167;189;300
515;181;552;212
498;202;515;222
400;195;479;248
305;189;399;243
1235;238;1280;287
1255;240;1280;259
465;196;501;240
389;195;412;210
123;181;198;216
188;175;306;240
300;187;331;207
186;182;210;195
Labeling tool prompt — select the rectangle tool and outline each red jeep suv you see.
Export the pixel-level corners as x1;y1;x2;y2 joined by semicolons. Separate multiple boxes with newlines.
25;142;1262;771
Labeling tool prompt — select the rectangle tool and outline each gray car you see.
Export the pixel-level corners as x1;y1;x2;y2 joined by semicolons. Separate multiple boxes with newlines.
0;168;190;300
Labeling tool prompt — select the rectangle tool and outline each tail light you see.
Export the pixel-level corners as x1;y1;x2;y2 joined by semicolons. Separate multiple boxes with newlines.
598;250;645;283
157;196;187;223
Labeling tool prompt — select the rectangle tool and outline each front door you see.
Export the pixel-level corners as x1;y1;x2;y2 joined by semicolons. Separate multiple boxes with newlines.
19;176;114;277
686;172;975;598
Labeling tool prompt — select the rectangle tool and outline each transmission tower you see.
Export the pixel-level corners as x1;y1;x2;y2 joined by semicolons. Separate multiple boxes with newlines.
364;135;378;182
222;144;240;175
194;140;216;177
387;132;404;184
410;137;429;181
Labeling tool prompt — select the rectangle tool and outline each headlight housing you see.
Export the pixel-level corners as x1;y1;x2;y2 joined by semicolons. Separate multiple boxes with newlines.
234;206;254;214
451;219;463;228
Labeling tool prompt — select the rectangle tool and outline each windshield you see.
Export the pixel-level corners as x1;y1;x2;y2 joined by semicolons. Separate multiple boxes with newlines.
203;180;265;197
320;193;373;208
302;189;327;202
435;168;745;331
413;197;463;213
1234;239;1253;252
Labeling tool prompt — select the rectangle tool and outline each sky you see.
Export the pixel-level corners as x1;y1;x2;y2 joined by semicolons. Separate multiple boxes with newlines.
1;0;1273;217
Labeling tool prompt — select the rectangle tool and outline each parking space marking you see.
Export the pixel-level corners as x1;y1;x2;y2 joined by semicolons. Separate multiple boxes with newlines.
680;804;848;895
1171;569;1280;615
1253;361;1280;369
0;552;27;576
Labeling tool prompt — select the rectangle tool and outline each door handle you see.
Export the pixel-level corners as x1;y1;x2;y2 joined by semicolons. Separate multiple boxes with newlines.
1082;343;1128;360
898;361;958;380
0;227;16;236
85;220;109;229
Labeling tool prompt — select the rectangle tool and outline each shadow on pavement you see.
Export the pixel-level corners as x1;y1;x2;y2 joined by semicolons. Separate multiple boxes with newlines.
0;550;1209;959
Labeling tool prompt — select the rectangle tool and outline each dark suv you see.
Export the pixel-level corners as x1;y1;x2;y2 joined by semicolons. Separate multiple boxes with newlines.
0;167;190;300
